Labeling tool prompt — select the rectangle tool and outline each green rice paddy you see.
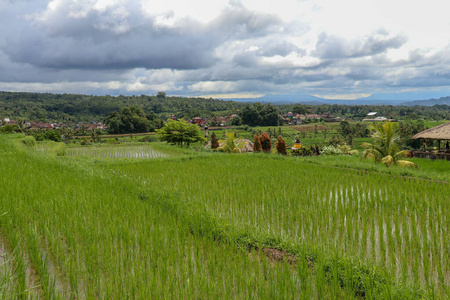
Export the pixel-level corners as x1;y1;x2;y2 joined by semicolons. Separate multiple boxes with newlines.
1;134;449;299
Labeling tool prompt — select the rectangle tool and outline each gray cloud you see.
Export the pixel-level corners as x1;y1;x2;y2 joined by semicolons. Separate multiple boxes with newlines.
2;0;290;72
3;5;217;70
0;0;449;98
314;29;408;59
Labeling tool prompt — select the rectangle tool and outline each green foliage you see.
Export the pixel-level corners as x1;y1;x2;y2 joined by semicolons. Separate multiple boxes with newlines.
22;136;37;148
241;103;280;126
292;104;309;115
27;129;62;142
362;121;417;168
0;124;23;133
139;135;158;142
156;91;166;99
276;135;287;155
320;145;344;155
326;135;347;147
1;92;449;128
339;121;352;136
156;119;206;147
291;146;315;156
280;102;450;121
90;128;102;143
229;115;242;126
104;107;161;134
44;130;62;142
14;136;37;149
217;131;245;153
259;132;272;152
0;91;246;124
398;120;425;149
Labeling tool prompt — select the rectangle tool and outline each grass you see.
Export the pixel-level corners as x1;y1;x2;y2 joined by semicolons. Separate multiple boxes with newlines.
1;134;344;299
103;151;448;297
1;133;448;298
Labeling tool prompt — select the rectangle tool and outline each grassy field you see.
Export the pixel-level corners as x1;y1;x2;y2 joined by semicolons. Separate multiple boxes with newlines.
104;153;449;296
1;134;449;298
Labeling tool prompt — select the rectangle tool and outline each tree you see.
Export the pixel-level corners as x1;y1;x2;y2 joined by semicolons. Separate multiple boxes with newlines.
241;104;260;127
292;104;308;115
276;135;287;155
156;119;206;147
260;104;280;126
361;121;417;168
91;128;101;143
60;127;74;141
43;130;62;142
104;107;158;134
156;91;166;99
229;115;242;126
217;131;245;153
339;121;352;136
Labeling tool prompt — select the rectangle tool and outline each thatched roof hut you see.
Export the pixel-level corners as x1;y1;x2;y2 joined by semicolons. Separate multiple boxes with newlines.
412;122;450;140
411;122;450;159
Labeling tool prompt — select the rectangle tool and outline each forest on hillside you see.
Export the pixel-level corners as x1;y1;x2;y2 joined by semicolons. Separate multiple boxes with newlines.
0;91;449;124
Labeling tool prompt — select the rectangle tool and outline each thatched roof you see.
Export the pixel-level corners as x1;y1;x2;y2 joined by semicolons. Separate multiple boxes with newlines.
412;122;450;140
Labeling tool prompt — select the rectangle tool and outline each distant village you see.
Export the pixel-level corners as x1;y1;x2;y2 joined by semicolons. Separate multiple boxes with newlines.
1;112;393;132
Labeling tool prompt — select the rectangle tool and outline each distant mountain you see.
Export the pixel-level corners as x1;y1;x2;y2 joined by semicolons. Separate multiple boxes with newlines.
400;96;450;106
231;93;405;105
232;92;450;106
356;91;450;101
231;93;326;104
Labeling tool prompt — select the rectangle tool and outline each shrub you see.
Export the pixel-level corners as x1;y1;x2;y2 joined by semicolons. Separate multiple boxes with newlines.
321;145;343;155
44;130;62;142
18;136;37;148
140;135;158;142
253;135;262;152
1;124;21;133
326;135;347;147
259;132;271;152
276;135;287;155
211;132;219;149
291;147;315;156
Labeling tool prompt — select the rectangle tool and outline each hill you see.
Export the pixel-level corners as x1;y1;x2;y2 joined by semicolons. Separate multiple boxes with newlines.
0;91;245;124
232;92;450;106
401;96;450;106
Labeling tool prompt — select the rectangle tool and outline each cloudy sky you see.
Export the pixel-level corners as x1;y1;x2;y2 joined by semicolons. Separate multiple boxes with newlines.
1;0;450;100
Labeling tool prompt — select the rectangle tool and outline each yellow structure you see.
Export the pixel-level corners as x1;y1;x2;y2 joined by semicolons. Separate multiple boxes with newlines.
292;143;302;150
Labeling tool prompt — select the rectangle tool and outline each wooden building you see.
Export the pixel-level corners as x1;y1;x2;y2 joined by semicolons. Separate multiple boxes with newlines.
412;122;450;160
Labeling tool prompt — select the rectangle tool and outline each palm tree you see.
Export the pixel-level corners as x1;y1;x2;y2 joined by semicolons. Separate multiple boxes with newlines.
361;121;417;168
218;131;245;153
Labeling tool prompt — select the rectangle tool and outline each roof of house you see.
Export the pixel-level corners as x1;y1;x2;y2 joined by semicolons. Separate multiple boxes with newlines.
412;122;450;140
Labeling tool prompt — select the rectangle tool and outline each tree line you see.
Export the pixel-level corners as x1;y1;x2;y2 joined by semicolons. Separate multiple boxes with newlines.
0;91;448;127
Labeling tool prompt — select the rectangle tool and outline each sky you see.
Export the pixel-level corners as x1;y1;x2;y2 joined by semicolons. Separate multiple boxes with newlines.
1;0;450;100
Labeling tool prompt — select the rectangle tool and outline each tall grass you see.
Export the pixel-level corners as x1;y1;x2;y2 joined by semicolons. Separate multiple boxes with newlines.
109;153;449;297
0;135;344;298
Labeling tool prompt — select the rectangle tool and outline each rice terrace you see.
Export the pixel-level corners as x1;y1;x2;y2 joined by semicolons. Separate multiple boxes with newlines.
1;115;449;299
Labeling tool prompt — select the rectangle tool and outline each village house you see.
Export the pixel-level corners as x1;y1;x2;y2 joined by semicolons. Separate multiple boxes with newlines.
87;122;107;131
191;117;203;125
27;121;54;130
